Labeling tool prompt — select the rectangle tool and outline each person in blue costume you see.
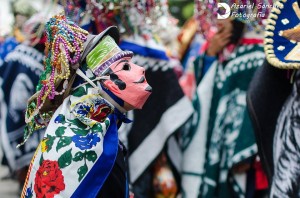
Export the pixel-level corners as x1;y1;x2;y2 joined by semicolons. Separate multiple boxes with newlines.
0;18;45;190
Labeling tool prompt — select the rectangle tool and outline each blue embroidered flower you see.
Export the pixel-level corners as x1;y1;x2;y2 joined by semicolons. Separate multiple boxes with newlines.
76;103;91;117
25;186;33;198
54;114;65;124
72;133;100;150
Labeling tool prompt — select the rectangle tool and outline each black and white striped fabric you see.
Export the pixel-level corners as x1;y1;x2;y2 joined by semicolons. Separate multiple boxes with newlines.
130;55;192;180
271;71;300;198
119;54;193;196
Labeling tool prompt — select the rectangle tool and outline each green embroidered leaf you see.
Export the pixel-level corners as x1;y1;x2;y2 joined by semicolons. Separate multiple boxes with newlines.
56;137;72;152
72;86;86;97
105;120;110;129
60;115;66;124
58;149;72;169
70;127;88;136
92;124;103;133
85;151;97;163
39;154;44;166
67;118;88;129
46;135;55;152
73;151;84;162
55;126;67;137
77;164;88;181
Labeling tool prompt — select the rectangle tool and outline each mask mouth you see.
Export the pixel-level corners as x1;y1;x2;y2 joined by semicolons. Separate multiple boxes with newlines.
134;76;145;84
145;85;152;92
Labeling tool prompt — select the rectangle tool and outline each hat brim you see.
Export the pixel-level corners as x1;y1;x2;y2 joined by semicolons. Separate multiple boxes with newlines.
264;0;300;69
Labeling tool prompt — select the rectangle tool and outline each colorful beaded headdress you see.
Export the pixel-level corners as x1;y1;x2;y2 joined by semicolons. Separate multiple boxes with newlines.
264;0;300;69
61;0;175;37
22;14;89;144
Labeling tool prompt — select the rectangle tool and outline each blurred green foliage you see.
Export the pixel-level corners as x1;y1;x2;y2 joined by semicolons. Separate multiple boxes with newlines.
169;0;194;26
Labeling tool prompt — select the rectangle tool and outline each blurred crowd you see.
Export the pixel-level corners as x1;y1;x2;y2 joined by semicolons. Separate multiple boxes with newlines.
0;0;298;198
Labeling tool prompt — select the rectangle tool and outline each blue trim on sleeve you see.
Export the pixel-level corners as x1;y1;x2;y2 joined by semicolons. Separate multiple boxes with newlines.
119;41;169;61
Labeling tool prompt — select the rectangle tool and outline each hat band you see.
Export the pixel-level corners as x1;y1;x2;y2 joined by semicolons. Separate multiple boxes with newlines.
93;51;134;76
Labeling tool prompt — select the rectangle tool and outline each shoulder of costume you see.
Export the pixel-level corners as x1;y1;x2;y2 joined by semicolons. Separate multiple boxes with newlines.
4;44;44;74
119;35;169;61
242;30;264;45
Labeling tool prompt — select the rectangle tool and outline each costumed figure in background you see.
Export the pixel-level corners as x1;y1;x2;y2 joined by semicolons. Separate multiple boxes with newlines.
180;0;271;197
21;14;151;198
117;2;193;197
0;8;53;188
262;0;300;196
11;0;37;43
0;0;37;61
178;17;204;99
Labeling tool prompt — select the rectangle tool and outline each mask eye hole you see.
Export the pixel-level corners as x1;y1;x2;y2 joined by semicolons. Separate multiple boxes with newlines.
122;63;131;71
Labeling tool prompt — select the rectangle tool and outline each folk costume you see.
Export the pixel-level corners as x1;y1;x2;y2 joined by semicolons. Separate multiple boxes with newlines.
119;35;193;198
0;4;61;183
21;15;151;198
180;0;269;196
198;37;265;198
70;2;194;197
262;0;300;196
0;42;44;177
0;11;46;183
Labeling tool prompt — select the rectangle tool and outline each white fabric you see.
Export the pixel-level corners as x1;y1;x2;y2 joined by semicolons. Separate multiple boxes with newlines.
129;96;194;183
181;62;217;198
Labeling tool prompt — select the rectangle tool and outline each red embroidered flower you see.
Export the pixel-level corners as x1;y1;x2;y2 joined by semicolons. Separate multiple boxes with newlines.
91;104;112;122
34;160;65;198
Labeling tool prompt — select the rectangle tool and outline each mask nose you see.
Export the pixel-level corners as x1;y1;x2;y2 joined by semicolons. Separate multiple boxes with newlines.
140;67;145;75
145;85;152;92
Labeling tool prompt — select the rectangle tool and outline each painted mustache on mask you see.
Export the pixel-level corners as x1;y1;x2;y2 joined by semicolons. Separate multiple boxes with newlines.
109;73;126;90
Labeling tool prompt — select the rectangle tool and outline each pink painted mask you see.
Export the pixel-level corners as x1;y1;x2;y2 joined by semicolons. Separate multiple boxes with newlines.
102;57;152;109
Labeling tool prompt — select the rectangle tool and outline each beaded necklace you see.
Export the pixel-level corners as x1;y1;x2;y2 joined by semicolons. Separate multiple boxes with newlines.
37;14;88;101
22;14;88;145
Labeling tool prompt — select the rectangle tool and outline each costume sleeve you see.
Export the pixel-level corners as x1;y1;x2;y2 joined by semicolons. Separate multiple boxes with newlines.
97;146;128;198
246;59;292;181
194;53;217;86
